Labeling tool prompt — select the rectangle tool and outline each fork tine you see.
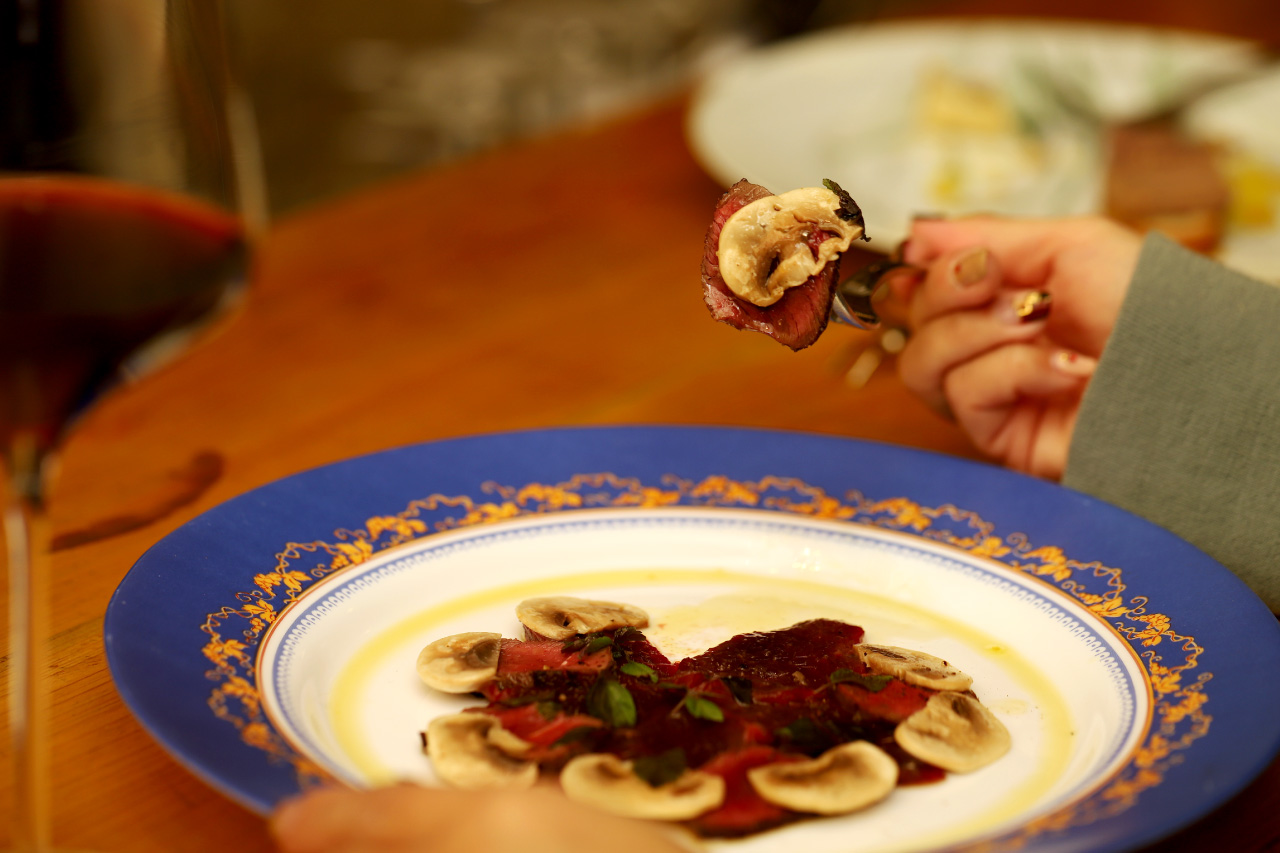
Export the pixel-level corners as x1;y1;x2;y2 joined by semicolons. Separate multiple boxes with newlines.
831;259;912;329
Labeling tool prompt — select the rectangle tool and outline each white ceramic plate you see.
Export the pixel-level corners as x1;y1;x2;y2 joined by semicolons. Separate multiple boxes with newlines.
262;508;1143;852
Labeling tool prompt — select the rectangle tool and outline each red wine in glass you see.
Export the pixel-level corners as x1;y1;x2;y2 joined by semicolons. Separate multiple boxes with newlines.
2;1;261;849
0;176;247;458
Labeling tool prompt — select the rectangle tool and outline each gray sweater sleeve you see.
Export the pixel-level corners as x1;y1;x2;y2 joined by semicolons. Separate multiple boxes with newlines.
1062;233;1280;612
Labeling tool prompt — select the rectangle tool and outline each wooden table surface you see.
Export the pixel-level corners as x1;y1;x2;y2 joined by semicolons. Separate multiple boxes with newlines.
4;20;1280;852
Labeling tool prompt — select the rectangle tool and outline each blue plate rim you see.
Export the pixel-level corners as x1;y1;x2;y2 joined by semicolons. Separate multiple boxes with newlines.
103;424;1280;851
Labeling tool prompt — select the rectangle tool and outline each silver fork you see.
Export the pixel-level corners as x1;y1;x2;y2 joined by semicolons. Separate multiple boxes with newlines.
830;258;914;329
830;258;917;388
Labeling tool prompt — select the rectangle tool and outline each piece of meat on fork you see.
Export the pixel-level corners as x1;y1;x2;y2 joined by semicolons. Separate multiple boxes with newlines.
701;178;869;351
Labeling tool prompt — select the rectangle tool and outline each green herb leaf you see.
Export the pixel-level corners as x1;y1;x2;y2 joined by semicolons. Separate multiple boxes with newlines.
776;717;818;741
775;717;836;754
720;676;754;705
684;693;725;723
586;677;637;728
829;668;893;692
821;178;870;241
632;748;687;788
620;661;658;682
560;636;587;653
585;635;614;654
535;700;562;720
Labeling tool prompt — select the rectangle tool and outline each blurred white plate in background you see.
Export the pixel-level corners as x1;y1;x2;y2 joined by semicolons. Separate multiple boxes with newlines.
688;19;1265;257
1183;65;1280;281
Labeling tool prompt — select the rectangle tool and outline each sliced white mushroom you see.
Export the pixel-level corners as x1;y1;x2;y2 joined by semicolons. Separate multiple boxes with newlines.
747;741;898;815
856;644;974;692
717;186;864;307
425;712;538;790
894;691;1011;773
559;753;724;821
515;596;649;640
416;632;502;693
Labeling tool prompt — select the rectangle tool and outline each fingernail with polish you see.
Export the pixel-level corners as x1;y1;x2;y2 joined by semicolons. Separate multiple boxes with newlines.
953;248;988;287
1052;349;1097;376
1012;290;1052;322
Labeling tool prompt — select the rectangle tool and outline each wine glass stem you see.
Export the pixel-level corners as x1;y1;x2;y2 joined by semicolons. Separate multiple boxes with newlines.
6;434;53;852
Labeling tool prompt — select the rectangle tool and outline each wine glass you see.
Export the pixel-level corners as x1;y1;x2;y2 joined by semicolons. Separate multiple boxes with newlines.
1;1;264;849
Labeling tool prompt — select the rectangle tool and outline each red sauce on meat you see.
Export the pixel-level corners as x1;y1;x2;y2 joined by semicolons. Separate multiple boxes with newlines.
692;746;800;837
678;618;865;687
459;618;947;836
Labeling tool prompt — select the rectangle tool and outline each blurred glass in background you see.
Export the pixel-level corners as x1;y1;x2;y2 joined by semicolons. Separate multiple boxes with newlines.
227;0;883;214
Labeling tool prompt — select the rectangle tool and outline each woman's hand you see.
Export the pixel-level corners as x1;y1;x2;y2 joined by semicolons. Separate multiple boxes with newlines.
271;784;691;853
893;216;1142;479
